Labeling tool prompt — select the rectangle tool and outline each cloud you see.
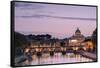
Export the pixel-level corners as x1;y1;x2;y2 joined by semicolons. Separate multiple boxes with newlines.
15;2;45;10
16;15;44;18
16;14;96;21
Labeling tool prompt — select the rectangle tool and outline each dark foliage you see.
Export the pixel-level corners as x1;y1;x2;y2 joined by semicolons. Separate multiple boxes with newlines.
15;32;29;48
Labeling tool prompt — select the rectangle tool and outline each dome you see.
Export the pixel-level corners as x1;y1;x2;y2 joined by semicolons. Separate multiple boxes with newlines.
75;28;81;33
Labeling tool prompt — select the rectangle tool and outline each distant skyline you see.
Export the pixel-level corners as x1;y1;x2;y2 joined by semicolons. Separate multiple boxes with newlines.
15;2;97;39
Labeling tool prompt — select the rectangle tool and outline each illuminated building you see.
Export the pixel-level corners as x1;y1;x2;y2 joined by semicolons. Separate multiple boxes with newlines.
68;28;85;46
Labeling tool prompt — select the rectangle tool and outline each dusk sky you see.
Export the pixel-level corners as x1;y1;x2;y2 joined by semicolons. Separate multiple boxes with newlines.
15;2;97;39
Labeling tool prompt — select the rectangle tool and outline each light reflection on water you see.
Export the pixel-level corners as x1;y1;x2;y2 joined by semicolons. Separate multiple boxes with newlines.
24;53;93;65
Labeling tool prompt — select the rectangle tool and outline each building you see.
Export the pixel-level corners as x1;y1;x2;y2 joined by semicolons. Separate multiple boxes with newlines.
68;28;85;46
83;28;97;52
92;28;97;52
84;38;94;52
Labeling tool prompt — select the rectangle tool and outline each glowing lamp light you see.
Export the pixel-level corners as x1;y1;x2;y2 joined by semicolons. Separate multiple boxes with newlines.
71;39;78;43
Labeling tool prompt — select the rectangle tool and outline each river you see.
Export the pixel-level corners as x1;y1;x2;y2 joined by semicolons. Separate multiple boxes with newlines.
23;53;93;66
